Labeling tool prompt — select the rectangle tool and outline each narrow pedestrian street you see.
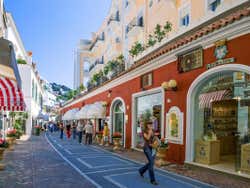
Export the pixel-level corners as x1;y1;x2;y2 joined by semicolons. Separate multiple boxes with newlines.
0;132;215;188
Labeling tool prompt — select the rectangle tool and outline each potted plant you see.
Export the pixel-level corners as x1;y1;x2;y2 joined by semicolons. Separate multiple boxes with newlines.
156;138;169;167
0;138;8;160
6;129;17;150
95;131;103;145
34;125;41;136
112;132;122;150
0;138;8;170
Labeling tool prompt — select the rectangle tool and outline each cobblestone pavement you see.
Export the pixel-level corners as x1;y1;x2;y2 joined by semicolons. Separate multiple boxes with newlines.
0;133;95;188
46;132;215;188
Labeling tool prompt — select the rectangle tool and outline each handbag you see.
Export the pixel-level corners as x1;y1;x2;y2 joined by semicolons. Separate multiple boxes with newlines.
151;136;160;149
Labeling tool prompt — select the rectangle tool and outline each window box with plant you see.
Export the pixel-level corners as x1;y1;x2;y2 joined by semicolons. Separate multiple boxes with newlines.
17;59;27;65
129;41;145;58
130;21;172;58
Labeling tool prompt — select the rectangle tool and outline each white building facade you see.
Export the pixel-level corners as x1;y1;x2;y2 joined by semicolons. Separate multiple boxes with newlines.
6;13;44;136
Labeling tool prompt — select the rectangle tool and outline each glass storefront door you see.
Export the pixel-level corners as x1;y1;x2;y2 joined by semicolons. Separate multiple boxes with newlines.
135;92;162;149
193;71;250;174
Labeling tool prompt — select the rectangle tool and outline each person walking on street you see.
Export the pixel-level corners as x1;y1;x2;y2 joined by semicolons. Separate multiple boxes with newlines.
84;121;93;145
66;123;71;139
72;122;77;140
59;122;64;139
138;122;158;185
77;120;84;144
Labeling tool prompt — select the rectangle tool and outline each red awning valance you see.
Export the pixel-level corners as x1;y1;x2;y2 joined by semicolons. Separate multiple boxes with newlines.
199;90;231;109
0;76;25;111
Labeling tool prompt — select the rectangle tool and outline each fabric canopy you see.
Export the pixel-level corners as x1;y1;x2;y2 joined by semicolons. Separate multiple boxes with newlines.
62;108;79;121
199;90;231;109
0;76;25;111
75;102;106;120
75;105;90;120
87;102;106;119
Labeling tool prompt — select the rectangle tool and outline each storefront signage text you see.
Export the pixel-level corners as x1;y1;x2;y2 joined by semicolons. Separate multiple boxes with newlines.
207;39;235;69
207;58;235;69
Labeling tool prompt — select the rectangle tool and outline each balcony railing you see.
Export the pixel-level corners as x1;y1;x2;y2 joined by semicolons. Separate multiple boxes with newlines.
127;16;144;34
88;59;104;72
107;12;120;25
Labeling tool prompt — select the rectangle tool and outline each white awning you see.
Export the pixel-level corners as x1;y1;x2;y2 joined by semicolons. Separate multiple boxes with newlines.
87;102;106;119
75;102;106;120
62;108;79;121
75;104;90;120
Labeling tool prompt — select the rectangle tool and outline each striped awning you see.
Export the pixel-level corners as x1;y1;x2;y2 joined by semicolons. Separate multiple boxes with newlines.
199;90;231;109
0;76;25;111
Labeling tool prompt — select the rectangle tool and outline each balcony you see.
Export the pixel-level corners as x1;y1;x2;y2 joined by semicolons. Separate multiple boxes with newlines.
107;11;120;25
88;59;104;73
126;17;144;37
90;33;105;50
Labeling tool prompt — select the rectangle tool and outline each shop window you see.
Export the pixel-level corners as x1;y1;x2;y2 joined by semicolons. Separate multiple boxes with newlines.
193;71;250;173
135;92;162;148
141;72;153;89
166;106;183;144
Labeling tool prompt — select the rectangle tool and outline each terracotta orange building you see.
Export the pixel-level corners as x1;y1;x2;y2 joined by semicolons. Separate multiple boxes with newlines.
62;1;250;177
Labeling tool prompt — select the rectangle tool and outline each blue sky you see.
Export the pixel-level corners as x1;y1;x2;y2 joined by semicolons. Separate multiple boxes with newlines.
5;0;112;88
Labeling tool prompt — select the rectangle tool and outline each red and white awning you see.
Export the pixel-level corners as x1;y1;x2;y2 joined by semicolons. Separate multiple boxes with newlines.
0;76;25;111
199;90;231;109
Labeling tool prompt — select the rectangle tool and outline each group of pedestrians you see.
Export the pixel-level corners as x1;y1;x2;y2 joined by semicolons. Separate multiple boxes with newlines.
58;120;94;145
56;119;159;186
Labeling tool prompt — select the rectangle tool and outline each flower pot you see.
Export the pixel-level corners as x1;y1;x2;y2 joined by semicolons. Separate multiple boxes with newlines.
0;163;5;171
6;137;15;145
113;138;121;150
35;128;40;136
6;137;15;151
96;135;103;145
156;147;169;167
0;148;5;160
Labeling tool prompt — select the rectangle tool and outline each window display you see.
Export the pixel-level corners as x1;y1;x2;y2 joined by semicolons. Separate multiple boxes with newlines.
193;71;250;174
166;106;183;144
135;92;162;148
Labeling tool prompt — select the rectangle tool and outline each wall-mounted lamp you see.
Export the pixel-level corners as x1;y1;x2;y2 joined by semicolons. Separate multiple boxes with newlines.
102;101;108;107
107;90;112;98
126;105;130;110
161;79;177;91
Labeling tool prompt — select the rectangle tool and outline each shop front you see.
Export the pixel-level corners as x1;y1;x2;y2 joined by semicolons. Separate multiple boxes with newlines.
0;38;26;138
186;64;250;175
110;98;125;147
132;88;164;149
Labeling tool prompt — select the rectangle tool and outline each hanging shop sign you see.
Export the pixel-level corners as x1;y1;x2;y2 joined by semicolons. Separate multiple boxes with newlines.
207;39;235;69
177;47;203;73
141;72;153;89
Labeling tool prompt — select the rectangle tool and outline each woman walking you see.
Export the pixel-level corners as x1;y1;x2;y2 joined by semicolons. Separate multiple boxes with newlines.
59;122;64;139
138;122;158;185
72;122;77;140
